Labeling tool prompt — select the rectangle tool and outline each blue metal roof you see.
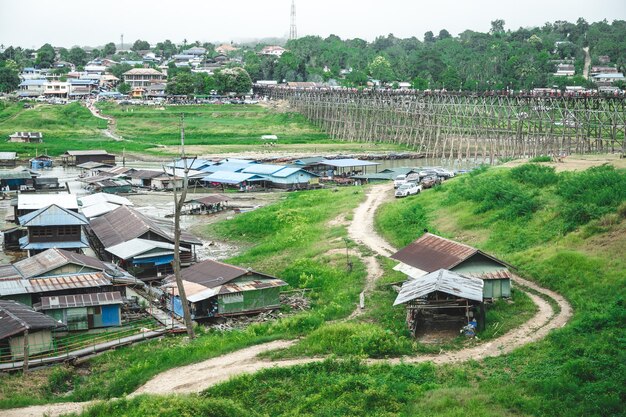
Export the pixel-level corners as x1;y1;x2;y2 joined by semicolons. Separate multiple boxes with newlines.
19;79;46;86
210;162;251;173
19;234;89;250
242;164;286;175
271;167;319;178
169;158;215;170
202;171;265;185
19;204;88;227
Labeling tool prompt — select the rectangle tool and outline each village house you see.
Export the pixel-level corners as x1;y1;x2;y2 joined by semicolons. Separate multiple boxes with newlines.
30;154;53;170
8;132;43;143
79;193;133;219
17;79;46;97
13;194;79;222
122;68;167;88
161;259;287;320
69;79;98;98
260;45;287;57
18;204;89;256
0;249;133;330
592;72;625;87
43;81;70;98
87;205;202;280
554;63;575;77
0;167;37;193
0;152;17;167
393;269;485;337
182;195;230;215
62;150;116;166
215;44;239;55
0;300;64;360
391;233;512;300
19;67;45;80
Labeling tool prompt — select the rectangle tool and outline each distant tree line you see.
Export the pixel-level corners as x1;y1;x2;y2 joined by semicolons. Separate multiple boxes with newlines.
0;18;624;94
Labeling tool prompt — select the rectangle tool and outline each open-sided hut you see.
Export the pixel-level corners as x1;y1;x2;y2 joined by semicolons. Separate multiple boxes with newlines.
162;259;287;319
62;150;115;166
393;269;484;337
391;233;512;300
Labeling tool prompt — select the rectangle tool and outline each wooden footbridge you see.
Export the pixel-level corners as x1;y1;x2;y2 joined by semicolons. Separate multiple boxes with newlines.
256;87;626;161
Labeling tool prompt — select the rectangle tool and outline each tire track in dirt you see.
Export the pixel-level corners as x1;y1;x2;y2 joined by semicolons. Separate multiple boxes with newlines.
4;183;572;417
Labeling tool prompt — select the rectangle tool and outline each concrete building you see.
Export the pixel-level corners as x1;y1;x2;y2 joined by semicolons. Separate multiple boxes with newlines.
122;68;167;88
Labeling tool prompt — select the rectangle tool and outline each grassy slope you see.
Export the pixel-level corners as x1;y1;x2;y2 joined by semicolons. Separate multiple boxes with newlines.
0;102;110;157
0;102;408;158
79;164;626;417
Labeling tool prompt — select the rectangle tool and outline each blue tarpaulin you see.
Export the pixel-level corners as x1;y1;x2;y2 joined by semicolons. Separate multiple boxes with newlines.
132;255;174;266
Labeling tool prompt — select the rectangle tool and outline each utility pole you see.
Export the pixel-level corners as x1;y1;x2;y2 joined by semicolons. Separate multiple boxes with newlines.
169;113;196;339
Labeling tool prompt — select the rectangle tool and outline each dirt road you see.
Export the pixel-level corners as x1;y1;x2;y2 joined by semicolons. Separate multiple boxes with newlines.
4;183;572;417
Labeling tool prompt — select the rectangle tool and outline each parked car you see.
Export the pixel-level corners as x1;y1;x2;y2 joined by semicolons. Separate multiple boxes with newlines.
420;176;442;189
393;174;407;188
395;182;422;197
433;168;455;178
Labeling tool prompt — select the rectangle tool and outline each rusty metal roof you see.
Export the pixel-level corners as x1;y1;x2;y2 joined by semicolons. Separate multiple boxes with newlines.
39;291;122;310
12;248;114;279
163;259;275;289
470;270;513;280
0;300;64;339
391;233;508;273
28;272;111;293
183;279;288;303
393;269;484;306
90;205;201;248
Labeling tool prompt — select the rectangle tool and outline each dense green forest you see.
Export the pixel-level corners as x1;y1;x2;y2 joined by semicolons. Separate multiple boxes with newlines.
243;19;626;90
1;18;625;94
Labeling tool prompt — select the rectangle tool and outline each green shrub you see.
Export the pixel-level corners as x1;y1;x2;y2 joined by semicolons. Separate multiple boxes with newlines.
510;164;558;187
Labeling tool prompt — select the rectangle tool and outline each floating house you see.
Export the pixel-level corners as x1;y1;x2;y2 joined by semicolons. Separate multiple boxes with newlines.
33;177;61;191
13;194;78;223
0;300;64;360
88;206;202;280
0;168;35;191
391;233;512;299
79;193;133;219
126;170;163;188
161;259;287;319
30;155;53;170
0;152;17;167
62;150;115;166
18;204;89;256
393;269;484;337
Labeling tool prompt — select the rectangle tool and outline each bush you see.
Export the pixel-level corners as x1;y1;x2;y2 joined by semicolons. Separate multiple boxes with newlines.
510;164;558;187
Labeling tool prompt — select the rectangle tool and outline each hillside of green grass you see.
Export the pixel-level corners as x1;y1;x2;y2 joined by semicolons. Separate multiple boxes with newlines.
0;102;111;157
67;163;625;417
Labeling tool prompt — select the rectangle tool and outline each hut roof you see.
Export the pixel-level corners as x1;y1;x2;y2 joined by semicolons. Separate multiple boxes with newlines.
391;233;510;274
393;269;484;306
18;204;88;227
0;300;63;339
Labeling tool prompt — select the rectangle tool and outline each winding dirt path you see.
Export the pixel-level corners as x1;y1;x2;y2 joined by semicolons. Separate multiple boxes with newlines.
4;183;572;417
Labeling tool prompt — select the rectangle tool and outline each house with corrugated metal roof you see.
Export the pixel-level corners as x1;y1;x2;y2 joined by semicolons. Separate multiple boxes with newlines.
8;132;43;143
161;259;287;319
61;150;115;166
88;205;202;280
391;233;512;299
393;269;484;337
0;152;17;167
0;249;134;330
18;205;89;256
0;300;64;360
13;194;78;223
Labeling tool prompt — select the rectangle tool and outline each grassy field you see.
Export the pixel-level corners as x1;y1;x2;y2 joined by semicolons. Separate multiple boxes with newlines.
0;101;410;158
69;162;626;417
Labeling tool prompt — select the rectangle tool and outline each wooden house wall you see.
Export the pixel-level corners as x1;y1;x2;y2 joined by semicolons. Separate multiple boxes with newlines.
8;330;53;359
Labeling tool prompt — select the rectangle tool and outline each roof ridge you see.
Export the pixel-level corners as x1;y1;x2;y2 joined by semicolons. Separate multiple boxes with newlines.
0;303;30;331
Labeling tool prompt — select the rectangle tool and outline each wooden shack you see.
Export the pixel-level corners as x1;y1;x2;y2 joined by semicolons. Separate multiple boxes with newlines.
393;269;484;337
62;150;115;166
162;259;288;319
8;132;43;143
0;300;63;360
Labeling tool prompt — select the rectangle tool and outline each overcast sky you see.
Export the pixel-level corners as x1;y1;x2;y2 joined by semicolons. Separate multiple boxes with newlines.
1;0;625;49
